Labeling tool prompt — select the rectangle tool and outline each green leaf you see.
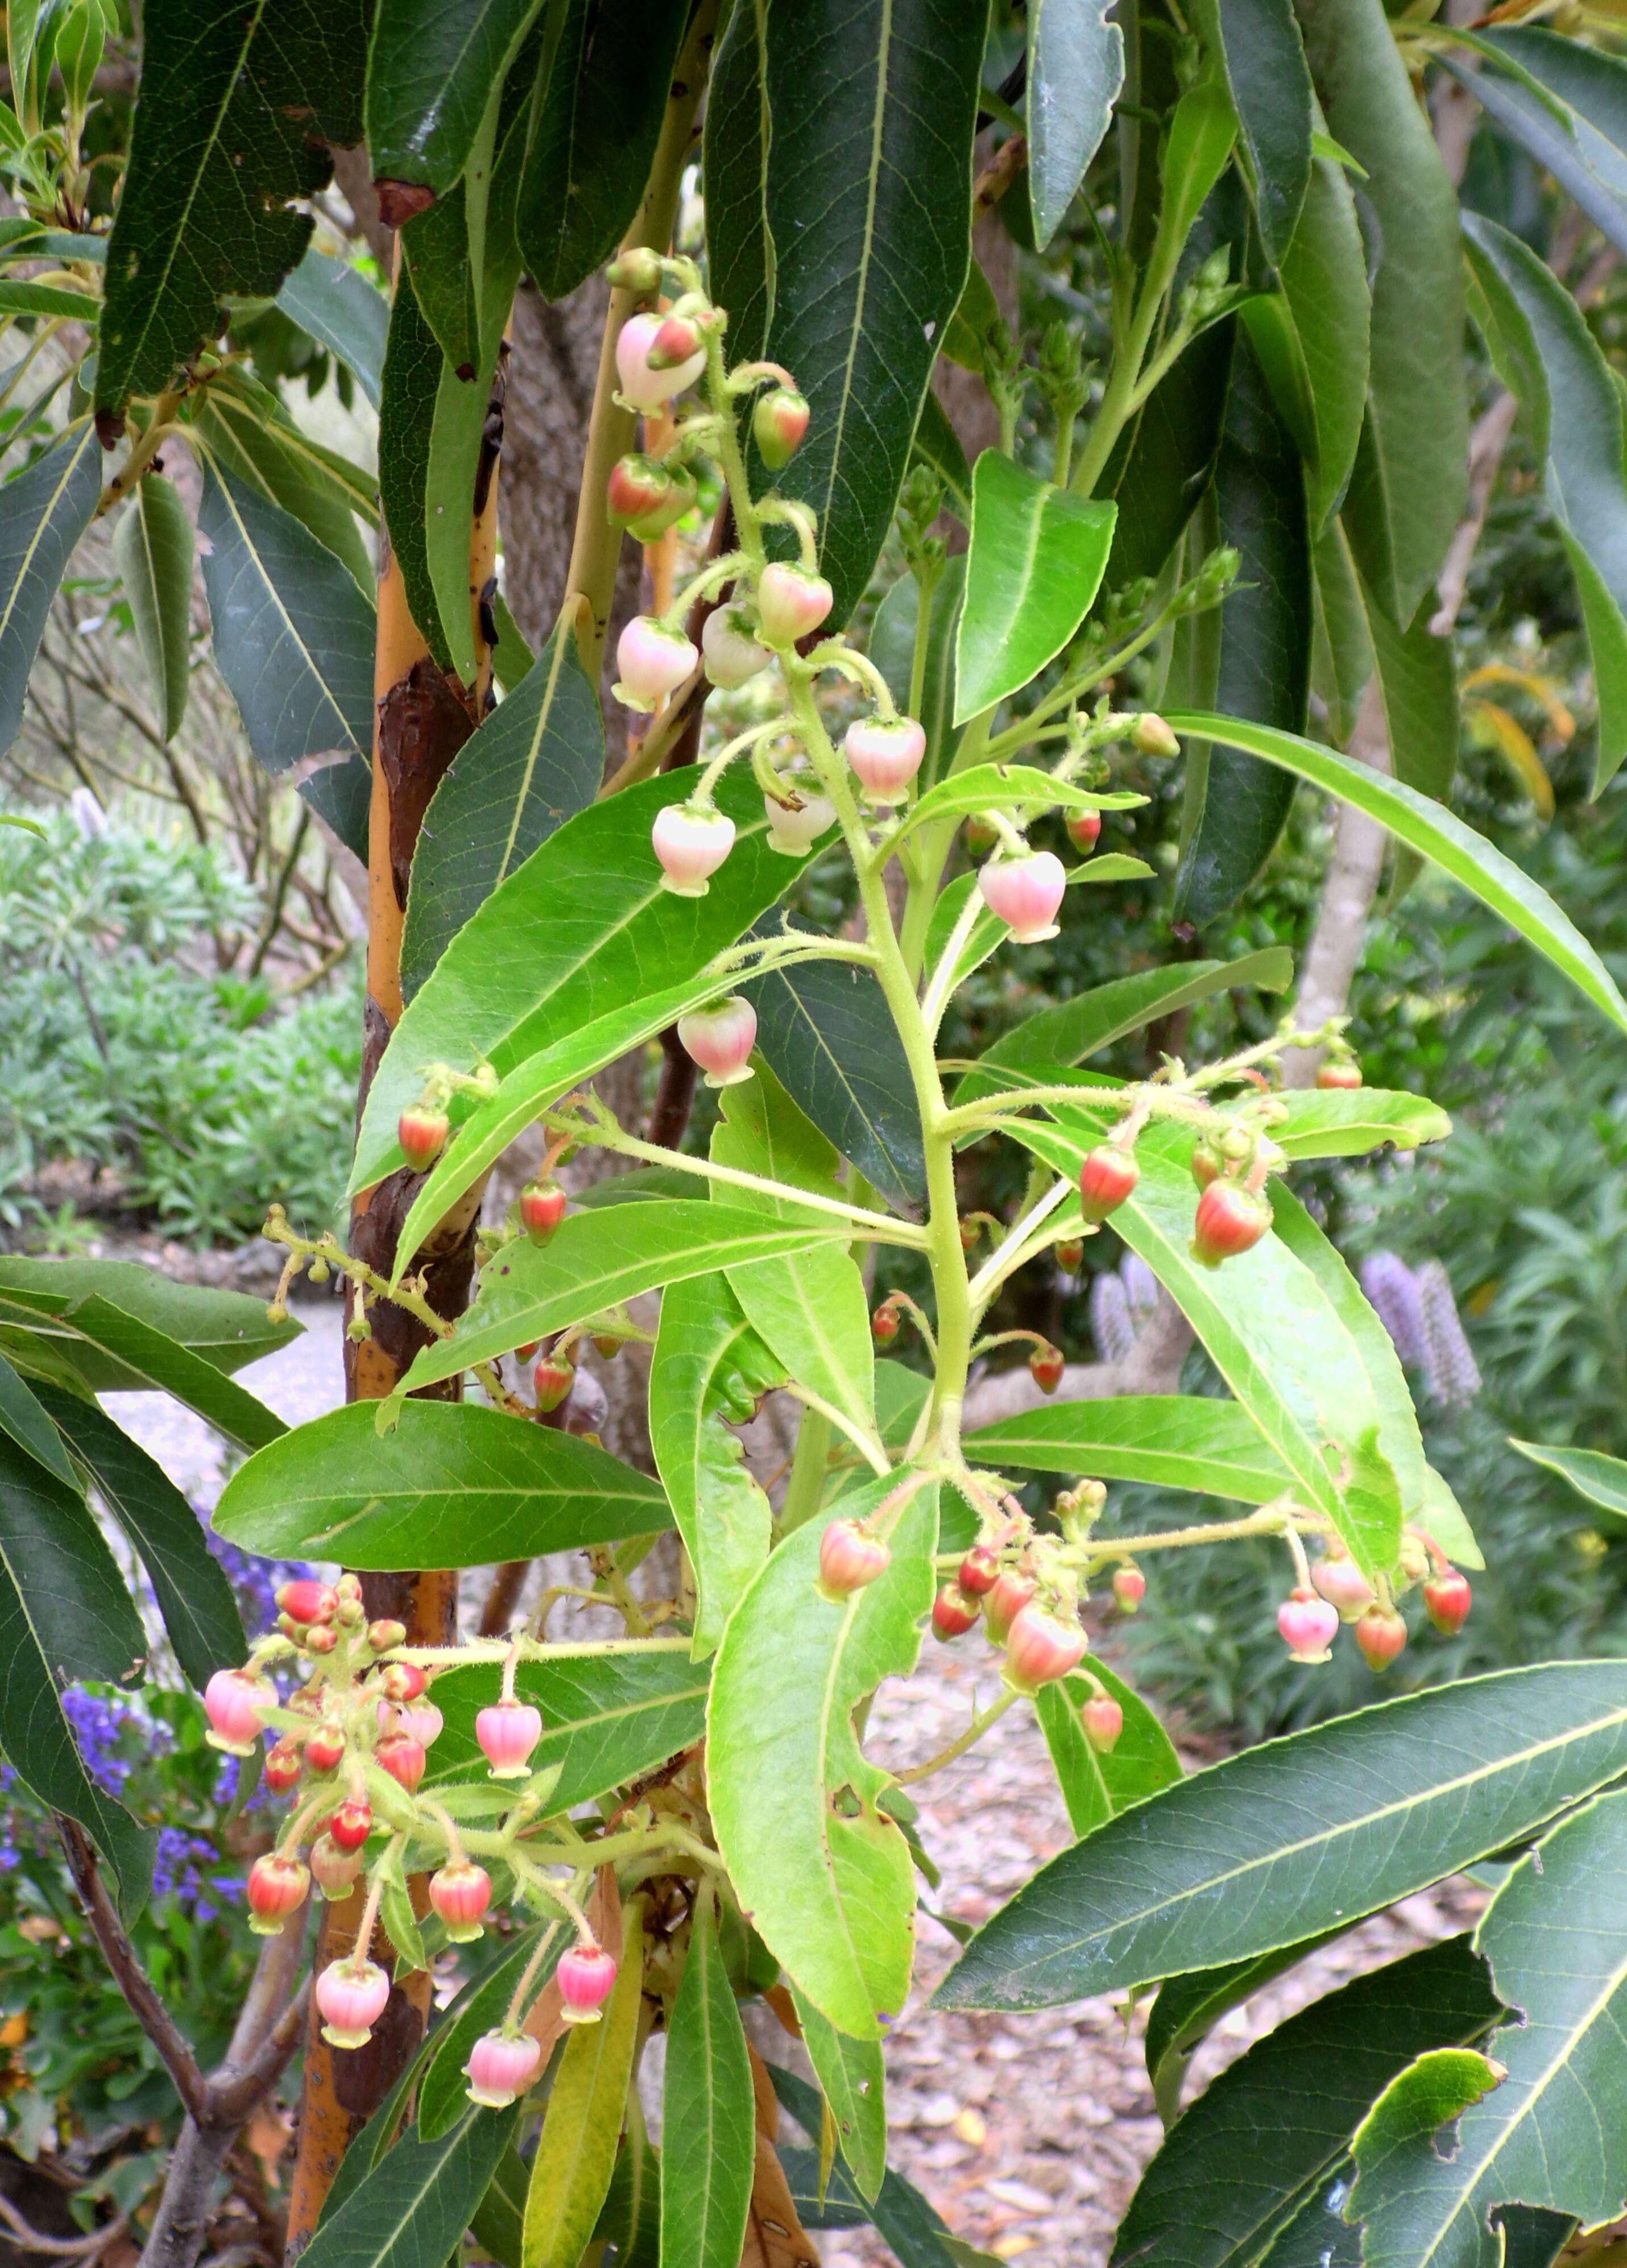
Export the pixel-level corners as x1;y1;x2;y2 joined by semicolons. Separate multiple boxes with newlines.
710;0;986;624
662;1890;755;2268
1034;1658;1181;1841
276;247;388;410
972;946;1294;1079
650;1272;783;1658
1510;1437;1627;1520
938;1660;1627;2012
391;1202;854;1404
213;1399;666;1566
767;2062;962;2268
492;592;536;691
1463;211;1627;793
909;389;973;523
1311;517;1374;748
299;752;372;862
1200;0;1313;264
1113;1938;1502;2268
1348;1791;1627;2266
518;0;688;301
0;279;96;319
1142;1934;1351;2126
48;1293;285;1452
1442;30;1627;266
1361;557;1458;804
113;472;193;743
1174;332;1309;926
1299;0;1465;624
955;452;1117;723
0;1257;297;1376
352;771;792;1193
702;0;776;374
379;263;450;665
300;2105;521;2268
0;425;101;758
39;1386;245;1688
197;463;375;774
966;1396;1293;1504
869;557;964;792
0;1350;74;1488
401;616;603;1000
596;2141;661;2268
1162;711;1627;1037
1008;1112;1400;1575
419;1927;558;2142
0;1433;155;1918
1103;323;1233;589
1152;75;1241;276
899;764;1139;846
192;383;375;591
523;1904;644;2268
789;1985;887;2207
923;872;1006;1001
941;256;1003;375
423;1647;709;1814
366;0;541;196
1027;0;1125;250
710;1476;937;2037
876;1360;931;1455
96;0;367;413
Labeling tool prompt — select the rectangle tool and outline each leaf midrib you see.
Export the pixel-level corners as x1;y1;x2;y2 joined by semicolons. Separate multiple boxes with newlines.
0;425;94;649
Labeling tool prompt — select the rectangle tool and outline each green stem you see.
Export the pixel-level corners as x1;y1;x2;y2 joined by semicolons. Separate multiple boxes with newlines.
780;1406;833;1534
895;1689;1016;1785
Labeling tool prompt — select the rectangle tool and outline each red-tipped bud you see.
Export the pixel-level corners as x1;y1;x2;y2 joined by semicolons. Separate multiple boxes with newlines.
558;1943;618;2023
380;1661;427;1704
247;1852;309;1934
1192;1181;1272;1268
1112;1564;1146;1613
964;814;999;856
263;1739;303;1794
376;1733;426;1794
932;1584;980;1641
429;1860;492;1942
367;1618;407;1652
309;1834;363;1898
1055;1238;1084;1272
1316;1058;1363;1091
276;1579;337;1626
304;1723;346;1775
520;1181;568;1245
606;452;672;529
754;386;809;469
958;1216;981;1252
533;1352;575;1414
477;1698;543;1779
817;1517;891;1600
304;1624;338;1656
1190;1140;1222;1191
958;1544;1000;1597
1029;1343;1065;1394
466;2028;543;2109
399;1104;449;1170
629;466;698;543
647;314;703;371
1311;1547;1375;1621
615;311;703;408
1079;1144;1139;1223
1354;1604;1407;1671
316;1958;391;2050
871;1302;900;1344
329;1798;372;1852
1277;1587;1339;1663
1003;1602;1087;1692
1423;1569;1472;1636
984;1567;1036;1644
1082;1694;1124;1754
1065;808;1102;856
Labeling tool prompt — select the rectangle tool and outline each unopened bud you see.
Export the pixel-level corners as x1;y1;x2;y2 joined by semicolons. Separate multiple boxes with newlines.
1131;713;1180;759
607;247;663;293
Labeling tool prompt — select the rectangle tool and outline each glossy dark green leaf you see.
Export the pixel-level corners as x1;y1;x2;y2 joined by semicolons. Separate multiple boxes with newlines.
1298;0;1465;624
191;382;375;592
213;1398;666;1566
518;0;688;300
1509;1438;1627;1521
663;1890;755;2268
1310;517;1373;747
299;752;372;862
1348;1792;1627;2267
774;2148;869;2234
0;1351;74;1488
299;2105;520;2268
974;947;1294;1080
1035;1658;1181;1841
955;451;1117;722
401;616;603;1000
1362;558;1458;803
197;463;375;773
365;0;540;194
869;556;964;792
1464;212;1627;793
112;471;193;742
1027;0;1124;249
0;425;101;758
791;1985;887;2206
0;1433;155;1918
379;264;451;665
523;1909;644;2268
96;0;367;412
39;1386;245;1687
1113;1938;1501;2268
353;771;792;1193
1174;331;1309;925
1200;0;1313;263
1142;1933;1350;2126
938;1661;1627;2012
940;257;1002;375
595;2141;660;2268
768;2063;962;2268
650;1272;783;1657
276;247;389;409
422;1647;709;1814
702;0;774;369
1163;711;1627;1037
418;1927;556;2142
707;0;984;623
0;1257;296;1377
1103;322;1233;588
48;1293;284;1453
1442;31;1627;266
966;1396;1293;1503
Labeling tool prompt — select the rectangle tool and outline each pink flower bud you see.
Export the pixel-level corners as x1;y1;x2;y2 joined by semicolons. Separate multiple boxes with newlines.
627;467;698;543
1079;1144;1139;1223
817;1517;892;1600
1029;1343;1065;1394
305;1723;346;1774
763;785;835;855
1278;1587;1339;1664
614;615;698;711
557;1943;618;2023
1423;1569;1472;1636
398;1105;449;1170
429;1860;492;1943
1066;809;1102;856
844;716;926;804
520;1181;568;1244
977;852;1067;944
647;313;705;371
310;1834;362;1899
1354;1604;1407;1671
247;1853;309;1934
1311;1547;1375;1621
1082;1694;1124;1753
316;1958;391;2050
676;995;758;1088
1111;1564;1146;1613
958;1544;1000;1597
932;1584;980;1641
606;452;672;529
754;387;810;470
757;562;833;644
263;1739;302;1794
465;2028;543;2109
329;1798;372;1852
615;311;703;410
701;605;771;689
1316;1058;1363;1091
984;1567;1036;1644
376;1733;426;1794
1002;1602;1086;1692
532;1350;574;1413
1192;1181;1272;1268
396;1700;443;1749
204;1668;273;1757
477;1698;543;1779
651;800;735;897
276;1579;337;1626
380;1661;426;1702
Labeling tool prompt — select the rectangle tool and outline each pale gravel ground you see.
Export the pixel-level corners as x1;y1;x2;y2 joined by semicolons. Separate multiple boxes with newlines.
105;1307;1481;2268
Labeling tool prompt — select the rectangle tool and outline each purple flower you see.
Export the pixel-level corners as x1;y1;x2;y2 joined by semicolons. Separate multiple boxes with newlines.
1361;1252;1429;1369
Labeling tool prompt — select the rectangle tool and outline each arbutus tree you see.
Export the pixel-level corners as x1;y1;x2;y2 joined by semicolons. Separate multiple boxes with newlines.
9;5;1627;2268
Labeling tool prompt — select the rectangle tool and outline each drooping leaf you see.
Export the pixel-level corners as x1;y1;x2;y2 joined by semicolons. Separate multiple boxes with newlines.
663;1890;756;2268
1163;711;1627;1036
1361;557;1459;804
1310;516;1374;747
0;1352;74;1488
1112;1938;1502;2268
1440;30;1627;267
767;2063;963;2268
1347;1791;1627;2267
938;1660;1627;2012
299;752;372;862
1103;322;1234;587
955;452;1117;722
650;1272;784;1658
96;0;368;412
112;472;193;742
868;556;964;792
1199;0;1313;263
595;2141;661;2268
275;247;389;411
401;615;603;999
710;1475;938;2037
1026;0;1125;250
378;263;450;664
966;1396;1292;1503
0;425;101;758
39;1387;245;1688
1509;1437;1627;1521
46;1293;285;1453
191;382;375;591
365;0;541;196
0;1257;297;1377
300;2104;521;2268
213;1398;666;1566
197;462;375;773
702;0;776;373
522;1904;644;2268
1142;1933;1351;2127
789;1986;887;2207
1034;1658;1181;1841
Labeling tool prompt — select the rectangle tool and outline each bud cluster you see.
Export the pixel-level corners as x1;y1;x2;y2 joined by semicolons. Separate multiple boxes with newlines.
1278;1532;1472;1670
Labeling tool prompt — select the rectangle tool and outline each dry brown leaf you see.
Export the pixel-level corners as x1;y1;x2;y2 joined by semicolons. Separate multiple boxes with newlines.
746;2042;780;2142
739;2131;819;2268
761;1984;801;2041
